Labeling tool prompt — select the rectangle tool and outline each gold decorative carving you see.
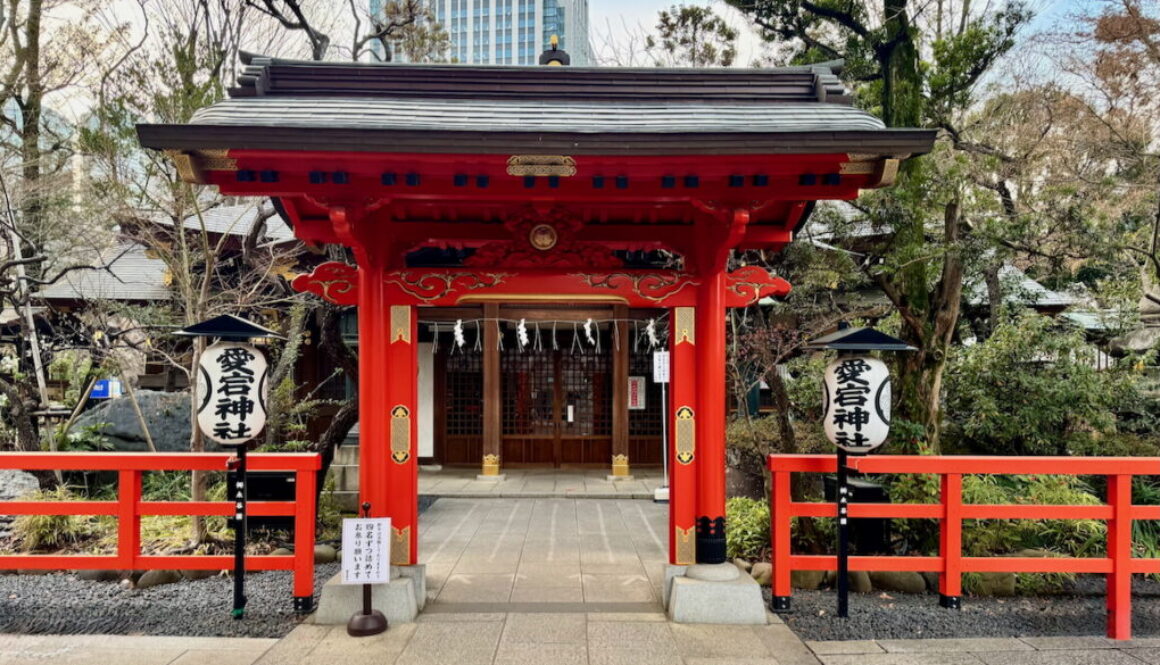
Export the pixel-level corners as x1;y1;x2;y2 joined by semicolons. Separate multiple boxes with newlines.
506;155;577;177
383;271;512;303
390;305;412;343
674;307;695;345
199;148;238;172
292;262;359;305
481;454;501;476
611;454;630;477
725;266;792;305
391;526;411;565
575;273;700;304
529;224;558;251
675;406;695;465
391;405;411;464
466;207;620;269
675;526;695;564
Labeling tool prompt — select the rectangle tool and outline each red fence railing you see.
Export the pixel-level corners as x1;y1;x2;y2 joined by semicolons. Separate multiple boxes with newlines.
768;454;1160;640
0;452;320;613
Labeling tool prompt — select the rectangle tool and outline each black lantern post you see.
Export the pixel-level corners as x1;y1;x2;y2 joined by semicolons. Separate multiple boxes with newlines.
806;324;914;619
175;315;284;620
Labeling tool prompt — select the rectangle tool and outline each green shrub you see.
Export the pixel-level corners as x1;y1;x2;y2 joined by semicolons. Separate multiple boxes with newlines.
725;497;769;560
12;487;95;551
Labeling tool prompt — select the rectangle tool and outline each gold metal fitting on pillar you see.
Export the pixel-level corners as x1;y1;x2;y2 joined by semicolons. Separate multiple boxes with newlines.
481;453;501;476
609;454;632;480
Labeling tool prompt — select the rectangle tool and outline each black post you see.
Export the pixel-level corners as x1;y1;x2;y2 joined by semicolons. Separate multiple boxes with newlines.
231;445;248;620
836;447;849;619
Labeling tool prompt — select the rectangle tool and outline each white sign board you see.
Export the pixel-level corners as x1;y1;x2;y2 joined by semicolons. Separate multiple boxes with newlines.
196;341;269;446
822;356;891;454
341;517;391;585
652;351;670;383
628;376;646;410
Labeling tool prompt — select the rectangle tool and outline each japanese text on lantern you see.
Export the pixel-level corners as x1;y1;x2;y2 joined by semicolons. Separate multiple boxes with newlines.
214;347;257;441
196;341;269;447
832;358;871;449
823;356;890;453
341;517;392;585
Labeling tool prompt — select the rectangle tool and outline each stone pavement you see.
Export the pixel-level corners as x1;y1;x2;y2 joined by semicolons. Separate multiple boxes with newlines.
801;636;1160;664
419;468;665;499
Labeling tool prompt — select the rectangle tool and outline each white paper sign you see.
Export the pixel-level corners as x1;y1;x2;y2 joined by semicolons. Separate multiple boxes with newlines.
822;356;891;453
341;517;391;585
652;351;670;383
628;376;646;410
196;341;268;446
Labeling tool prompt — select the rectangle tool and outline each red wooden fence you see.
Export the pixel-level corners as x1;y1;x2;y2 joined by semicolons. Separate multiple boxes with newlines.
0;452;320;613
768;454;1160;640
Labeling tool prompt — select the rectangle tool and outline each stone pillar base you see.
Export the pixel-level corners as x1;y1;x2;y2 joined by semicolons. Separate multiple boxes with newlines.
313;564;426;625
606;474;635;482
664;563;767;625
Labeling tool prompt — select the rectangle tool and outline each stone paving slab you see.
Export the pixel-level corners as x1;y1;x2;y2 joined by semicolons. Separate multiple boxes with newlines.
420;469;664;499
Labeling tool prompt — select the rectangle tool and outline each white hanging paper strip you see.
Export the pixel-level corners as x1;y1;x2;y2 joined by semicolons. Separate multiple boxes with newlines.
645;319;659;349
584;318;596;346
517;318;529;350
453;319;466;350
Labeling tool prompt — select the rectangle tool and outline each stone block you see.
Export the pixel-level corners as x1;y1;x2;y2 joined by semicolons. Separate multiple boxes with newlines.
868;570;927;594
313;572;420;625
662;564;687;608
666;571;767;624
394;564;427;611
136;569;182;588
791;569;824;590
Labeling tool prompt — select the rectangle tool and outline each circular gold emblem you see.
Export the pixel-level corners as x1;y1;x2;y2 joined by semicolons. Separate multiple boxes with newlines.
529;224;558;251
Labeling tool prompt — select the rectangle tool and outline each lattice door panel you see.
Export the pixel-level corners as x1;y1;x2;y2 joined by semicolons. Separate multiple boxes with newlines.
443;350;483;464
502;347;556;437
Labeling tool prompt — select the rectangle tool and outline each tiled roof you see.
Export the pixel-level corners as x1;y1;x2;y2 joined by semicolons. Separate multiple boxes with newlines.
137;56;937;157
152;204;294;242
36;243;171;302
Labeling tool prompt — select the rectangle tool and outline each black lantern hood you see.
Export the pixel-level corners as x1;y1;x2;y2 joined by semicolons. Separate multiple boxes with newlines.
805;326;916;352
174;314;285;340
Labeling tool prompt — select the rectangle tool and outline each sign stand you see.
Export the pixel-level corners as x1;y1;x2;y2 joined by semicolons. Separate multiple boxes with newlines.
347;502;389;637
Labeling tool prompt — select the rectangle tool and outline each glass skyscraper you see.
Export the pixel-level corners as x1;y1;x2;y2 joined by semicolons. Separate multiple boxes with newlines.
373;0;591;65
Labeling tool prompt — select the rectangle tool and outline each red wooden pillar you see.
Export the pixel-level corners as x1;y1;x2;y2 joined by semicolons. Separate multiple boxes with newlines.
358;260;419;565
695;271;727;564
669;306;697;565
1107;473;1133;640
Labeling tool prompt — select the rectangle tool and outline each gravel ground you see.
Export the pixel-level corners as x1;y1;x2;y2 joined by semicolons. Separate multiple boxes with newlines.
0;563;340;638
770;576;1160;641
0;497;441;638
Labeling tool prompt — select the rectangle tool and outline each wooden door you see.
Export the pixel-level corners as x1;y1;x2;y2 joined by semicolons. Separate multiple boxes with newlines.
502;332;612;467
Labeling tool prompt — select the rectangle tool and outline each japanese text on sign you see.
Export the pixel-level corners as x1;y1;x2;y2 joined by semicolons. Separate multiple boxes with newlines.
341;517;392;585
822;356;890;453
196;341;269;446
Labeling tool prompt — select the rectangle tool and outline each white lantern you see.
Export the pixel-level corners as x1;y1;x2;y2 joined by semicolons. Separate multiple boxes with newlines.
196;341;269;446
822;355;890;453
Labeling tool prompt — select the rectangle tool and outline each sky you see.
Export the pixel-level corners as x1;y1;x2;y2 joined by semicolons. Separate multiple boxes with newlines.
587;0;1092;66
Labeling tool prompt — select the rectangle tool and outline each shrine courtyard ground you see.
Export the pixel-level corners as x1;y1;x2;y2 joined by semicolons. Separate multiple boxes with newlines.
4;496;1160;664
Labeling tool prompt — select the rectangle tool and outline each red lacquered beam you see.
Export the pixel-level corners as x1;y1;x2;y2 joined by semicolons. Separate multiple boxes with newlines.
0;501;118;516
960;505;1113;520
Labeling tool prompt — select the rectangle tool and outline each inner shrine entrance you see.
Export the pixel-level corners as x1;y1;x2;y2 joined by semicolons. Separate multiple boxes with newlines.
137;52;933;620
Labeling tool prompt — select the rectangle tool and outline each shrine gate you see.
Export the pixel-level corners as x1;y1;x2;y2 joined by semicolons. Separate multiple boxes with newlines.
138;53;934;572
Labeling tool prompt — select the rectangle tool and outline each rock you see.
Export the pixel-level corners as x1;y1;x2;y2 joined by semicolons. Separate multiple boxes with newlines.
920;572;940;591
270;548;293;557
869;571;927;594
314;544;337;564
180;569;218;581
17;569;50;576
750;562;772;585
733;558;752;573
973;572;1016;597
791;569;825;590
136;569;182;589
850;570;873;593
336;550;342;564
77;569;122;583
73;390;217;453
0;470;39;501
1013;548;1058;558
